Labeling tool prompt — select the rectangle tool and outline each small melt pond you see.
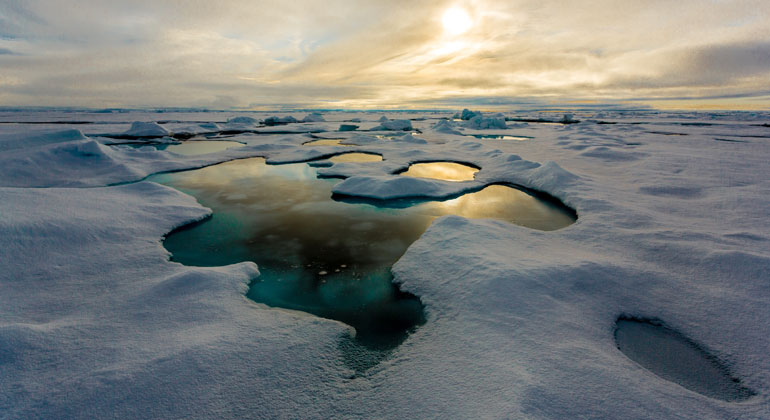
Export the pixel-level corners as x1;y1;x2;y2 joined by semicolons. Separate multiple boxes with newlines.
470;134;532;141
113;140;244;156
399;161;479;182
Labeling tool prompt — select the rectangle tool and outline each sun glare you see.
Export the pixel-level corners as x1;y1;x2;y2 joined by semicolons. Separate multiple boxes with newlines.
442;7;472;36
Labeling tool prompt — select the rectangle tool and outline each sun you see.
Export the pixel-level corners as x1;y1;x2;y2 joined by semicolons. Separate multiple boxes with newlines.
442;7;473;36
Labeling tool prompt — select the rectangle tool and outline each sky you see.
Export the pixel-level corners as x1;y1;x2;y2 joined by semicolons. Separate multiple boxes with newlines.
1;0;769;110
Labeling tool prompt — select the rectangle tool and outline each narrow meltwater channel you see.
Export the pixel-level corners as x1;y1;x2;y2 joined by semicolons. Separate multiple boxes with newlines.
302;138;352;147
149;157;576;371
469;134;533;141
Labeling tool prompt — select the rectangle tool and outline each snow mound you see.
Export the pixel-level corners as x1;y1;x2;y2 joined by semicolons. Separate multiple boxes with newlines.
122;121;170;138
530;161;580;187
371;119;413;131
0;128;87;152
302;113;326;123
432;119;463;135
464;114;507;130
264;116;298;126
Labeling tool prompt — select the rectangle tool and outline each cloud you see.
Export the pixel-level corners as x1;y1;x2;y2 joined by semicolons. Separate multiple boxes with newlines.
0;0;768;108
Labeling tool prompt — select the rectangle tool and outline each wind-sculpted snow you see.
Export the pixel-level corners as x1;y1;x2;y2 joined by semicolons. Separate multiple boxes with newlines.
0;128;87;152
1;109;769;419
226;116;259;125
302;112;326;122
121;121;170;138
614;317;754;401
432;119;463;135
370;119;413;131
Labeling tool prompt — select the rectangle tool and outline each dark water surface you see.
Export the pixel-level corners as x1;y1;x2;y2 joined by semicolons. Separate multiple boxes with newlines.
150;157;575;370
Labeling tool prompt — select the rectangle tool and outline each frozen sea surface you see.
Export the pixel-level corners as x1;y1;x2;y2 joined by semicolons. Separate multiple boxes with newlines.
0;109;769;419
149;157;573;371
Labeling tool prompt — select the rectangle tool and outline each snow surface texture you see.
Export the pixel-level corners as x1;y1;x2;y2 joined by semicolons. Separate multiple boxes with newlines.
1;109;769;419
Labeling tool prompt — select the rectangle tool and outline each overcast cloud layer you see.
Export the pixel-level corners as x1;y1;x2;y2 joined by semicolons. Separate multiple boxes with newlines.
1;0;769;109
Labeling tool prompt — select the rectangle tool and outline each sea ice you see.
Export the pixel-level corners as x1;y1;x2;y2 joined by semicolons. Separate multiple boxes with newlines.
1;108;768;419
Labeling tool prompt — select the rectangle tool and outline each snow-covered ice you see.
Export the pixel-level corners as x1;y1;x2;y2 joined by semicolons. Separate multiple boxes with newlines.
120;121;170;138
1;109;769;419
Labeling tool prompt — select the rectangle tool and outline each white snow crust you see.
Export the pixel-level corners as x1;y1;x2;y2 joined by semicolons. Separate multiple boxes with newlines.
1;109;769;419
